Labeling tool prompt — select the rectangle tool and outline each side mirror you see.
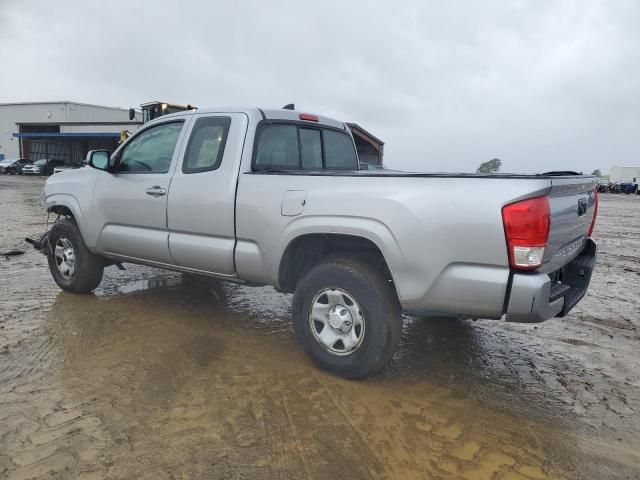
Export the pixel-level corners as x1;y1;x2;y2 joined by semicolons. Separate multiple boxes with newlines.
129;108;136;121
87;150;112;171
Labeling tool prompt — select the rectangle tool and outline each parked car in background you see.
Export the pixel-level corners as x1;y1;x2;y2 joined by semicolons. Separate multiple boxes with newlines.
599;181;640;194
22;159;65;176
620;182;639;194
0;159;15;173
22;159;49;175
1;158;33;174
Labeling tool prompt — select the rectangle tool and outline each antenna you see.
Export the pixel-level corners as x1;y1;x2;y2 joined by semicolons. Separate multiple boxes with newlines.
282;103;295;110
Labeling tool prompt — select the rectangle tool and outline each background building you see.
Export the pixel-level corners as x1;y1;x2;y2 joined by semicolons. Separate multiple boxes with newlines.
0;102;385;169
346;123;384;167
0;101;141;163
610;165;640;183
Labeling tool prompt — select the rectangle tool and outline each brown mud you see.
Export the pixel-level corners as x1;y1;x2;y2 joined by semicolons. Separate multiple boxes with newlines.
1;175;639;479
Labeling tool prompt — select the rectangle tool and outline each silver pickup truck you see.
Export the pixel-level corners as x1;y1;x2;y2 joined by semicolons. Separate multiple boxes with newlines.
40;107;598;378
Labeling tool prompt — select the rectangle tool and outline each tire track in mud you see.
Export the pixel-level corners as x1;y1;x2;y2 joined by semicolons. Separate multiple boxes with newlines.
274;372;386;480
1;177;640;479
0;343;113;480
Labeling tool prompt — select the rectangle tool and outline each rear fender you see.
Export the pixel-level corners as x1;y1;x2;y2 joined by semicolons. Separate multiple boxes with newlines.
274;215;405;297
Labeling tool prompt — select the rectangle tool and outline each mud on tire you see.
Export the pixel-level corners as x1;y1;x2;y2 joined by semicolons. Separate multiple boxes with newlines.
292;258;402;379
47;218;104;293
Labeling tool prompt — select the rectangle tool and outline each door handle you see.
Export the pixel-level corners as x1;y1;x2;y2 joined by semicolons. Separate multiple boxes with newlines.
145;186;167;197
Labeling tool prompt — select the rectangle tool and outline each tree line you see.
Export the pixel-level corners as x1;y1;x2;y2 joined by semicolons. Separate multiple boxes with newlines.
476;159;602;176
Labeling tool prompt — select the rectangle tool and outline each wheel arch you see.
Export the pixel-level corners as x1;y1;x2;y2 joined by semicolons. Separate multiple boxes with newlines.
277;232;401;299
48;204;75;217
45;194;94;249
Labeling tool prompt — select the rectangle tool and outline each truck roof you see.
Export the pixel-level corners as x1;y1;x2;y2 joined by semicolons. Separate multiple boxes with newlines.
156;106;347;130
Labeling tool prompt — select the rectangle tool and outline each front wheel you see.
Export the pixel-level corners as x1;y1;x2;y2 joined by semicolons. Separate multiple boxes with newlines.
47;219;104;293
292;258;402;378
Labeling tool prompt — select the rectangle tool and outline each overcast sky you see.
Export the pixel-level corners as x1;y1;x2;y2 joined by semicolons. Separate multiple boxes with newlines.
1;0;638;174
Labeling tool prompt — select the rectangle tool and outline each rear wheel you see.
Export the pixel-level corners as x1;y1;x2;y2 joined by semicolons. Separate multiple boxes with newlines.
292;258;402;378
47;219;104;293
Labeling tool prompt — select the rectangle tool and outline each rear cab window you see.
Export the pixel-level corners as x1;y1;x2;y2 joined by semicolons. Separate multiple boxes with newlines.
255;125;299;169
323;130;357;170
253;122;358;171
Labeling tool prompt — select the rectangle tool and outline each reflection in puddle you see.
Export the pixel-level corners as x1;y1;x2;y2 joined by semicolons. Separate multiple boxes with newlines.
115;275;182;294
41;287;579;479
2;266;635;479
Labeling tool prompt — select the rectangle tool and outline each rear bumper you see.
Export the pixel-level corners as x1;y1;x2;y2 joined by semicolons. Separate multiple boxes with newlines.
505;238;597;323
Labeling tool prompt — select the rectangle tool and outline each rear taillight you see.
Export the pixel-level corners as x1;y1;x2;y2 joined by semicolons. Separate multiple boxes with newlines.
502;196;550;270
588;189;598;237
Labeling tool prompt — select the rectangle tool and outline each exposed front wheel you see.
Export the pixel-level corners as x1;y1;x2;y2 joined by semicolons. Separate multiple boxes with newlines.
292;258;402;378
47;219;104;293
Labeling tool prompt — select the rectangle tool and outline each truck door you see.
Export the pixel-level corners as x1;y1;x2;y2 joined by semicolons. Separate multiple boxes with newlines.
167;112;248;275
92;119;187;264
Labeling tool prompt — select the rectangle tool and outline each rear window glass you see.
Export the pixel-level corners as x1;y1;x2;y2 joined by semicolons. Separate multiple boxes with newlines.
324;130;358;170
300;128;322;169
254;123;358;171
255;125;299;169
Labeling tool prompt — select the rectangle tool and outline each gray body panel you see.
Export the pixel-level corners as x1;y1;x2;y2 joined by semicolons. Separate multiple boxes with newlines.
236;173;543;317
166;112;249;275
42;106;597;321
90;114;191;264
542;178;597;272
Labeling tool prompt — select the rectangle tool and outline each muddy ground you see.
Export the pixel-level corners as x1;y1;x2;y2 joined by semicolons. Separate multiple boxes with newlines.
0;175;638;480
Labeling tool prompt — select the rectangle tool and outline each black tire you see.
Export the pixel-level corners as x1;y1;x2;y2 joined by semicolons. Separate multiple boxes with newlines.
292;258;402;379
47;218;104;293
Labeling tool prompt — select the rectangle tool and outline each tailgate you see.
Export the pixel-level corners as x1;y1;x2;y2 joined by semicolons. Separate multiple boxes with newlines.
543;176;597;272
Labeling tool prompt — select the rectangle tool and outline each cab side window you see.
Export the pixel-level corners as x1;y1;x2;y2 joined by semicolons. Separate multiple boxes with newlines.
253;123;358;171
254;125;299;169
119;121;183;173
183;117;231;173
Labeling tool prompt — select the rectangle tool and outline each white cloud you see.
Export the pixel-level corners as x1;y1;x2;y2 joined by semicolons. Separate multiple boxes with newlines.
1;0;638;173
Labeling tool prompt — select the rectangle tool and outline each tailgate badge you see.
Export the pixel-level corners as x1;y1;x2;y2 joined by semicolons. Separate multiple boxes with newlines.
578;198;587;216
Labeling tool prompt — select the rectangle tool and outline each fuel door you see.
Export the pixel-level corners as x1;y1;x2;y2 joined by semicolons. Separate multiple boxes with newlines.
281;190;307;216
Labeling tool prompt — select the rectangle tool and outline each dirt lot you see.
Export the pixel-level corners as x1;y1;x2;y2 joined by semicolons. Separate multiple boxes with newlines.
0;175;639;480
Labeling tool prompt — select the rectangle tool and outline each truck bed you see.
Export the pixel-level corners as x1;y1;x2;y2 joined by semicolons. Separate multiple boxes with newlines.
237;171;597;318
